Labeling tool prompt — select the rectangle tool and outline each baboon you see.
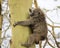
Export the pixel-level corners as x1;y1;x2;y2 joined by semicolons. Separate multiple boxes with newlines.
13;8;48;47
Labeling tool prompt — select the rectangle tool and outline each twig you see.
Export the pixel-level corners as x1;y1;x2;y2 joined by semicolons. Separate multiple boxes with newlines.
48;29;60;48
43;39;48;48
48;41;55;48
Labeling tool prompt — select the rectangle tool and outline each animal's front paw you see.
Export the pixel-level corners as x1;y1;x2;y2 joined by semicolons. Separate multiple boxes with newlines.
13;22;17;27
13;24;16;27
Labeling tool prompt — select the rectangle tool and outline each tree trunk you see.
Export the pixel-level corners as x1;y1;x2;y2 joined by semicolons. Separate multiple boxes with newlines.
9;0;35;48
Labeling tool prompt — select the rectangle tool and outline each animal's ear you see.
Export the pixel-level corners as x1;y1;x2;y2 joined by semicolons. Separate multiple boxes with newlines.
29;8;32;13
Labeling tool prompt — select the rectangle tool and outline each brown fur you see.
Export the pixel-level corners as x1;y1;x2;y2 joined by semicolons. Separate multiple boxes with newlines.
13;8;48;47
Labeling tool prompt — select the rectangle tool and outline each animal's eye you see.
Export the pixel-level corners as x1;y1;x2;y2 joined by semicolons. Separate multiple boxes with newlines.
30;12;34;16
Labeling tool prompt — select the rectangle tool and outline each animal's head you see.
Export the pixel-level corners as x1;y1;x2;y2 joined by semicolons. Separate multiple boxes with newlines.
29;8;45;17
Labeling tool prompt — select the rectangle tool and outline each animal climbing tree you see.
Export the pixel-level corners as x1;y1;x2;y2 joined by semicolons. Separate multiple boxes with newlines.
0;0;60;48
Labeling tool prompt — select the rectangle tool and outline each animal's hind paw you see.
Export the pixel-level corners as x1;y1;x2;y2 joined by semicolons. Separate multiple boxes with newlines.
21;43;31;47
